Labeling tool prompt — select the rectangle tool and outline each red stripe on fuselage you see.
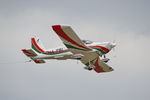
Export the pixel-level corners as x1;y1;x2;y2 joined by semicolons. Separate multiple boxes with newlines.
52;25;90;51
32;38;71;54
89;45;110;53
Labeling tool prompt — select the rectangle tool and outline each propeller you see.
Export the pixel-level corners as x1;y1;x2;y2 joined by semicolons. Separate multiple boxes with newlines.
112;42;117;58
112;35;117;58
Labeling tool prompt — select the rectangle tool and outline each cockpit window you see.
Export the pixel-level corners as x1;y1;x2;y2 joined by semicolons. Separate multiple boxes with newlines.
82;40;93;44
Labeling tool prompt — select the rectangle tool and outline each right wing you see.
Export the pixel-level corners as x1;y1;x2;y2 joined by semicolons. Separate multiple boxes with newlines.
80;56;114;73
52;25;92;53
92;57;114;73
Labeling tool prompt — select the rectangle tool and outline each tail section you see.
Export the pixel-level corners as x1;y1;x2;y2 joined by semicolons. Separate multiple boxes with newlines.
22;49;45;64
31;37;46;54
22;49;37;57
33;59;45;64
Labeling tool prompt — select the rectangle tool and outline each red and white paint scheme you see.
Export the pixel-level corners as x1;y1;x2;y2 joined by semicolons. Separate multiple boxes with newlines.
22;25;116;73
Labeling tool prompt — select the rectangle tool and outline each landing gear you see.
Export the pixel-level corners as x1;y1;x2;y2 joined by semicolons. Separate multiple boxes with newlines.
84;66;93;71
84;60;93;71
102;55;110;63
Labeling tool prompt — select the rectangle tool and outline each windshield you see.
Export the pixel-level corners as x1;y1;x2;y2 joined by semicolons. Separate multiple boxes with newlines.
82;40;93;44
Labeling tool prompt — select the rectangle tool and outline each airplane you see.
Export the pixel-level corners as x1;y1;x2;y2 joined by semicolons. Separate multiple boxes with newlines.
22;25;116;73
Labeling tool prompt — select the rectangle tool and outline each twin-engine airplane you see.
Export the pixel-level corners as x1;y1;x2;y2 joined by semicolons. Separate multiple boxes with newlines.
22;25;116;73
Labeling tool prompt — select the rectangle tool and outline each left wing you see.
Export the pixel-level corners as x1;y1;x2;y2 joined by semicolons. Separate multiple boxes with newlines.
52;25;92;53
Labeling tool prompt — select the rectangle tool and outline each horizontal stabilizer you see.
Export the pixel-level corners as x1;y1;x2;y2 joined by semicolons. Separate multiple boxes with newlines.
22;49;45;64
33;59;45;64
22;49;37;57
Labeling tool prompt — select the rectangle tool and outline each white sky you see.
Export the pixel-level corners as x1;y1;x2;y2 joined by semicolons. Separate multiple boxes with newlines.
0;0;150;100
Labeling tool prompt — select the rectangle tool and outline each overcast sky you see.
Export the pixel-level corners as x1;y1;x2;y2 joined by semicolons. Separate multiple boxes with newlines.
0;0;150;100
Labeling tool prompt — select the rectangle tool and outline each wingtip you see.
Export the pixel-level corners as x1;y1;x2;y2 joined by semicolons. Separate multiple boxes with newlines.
52;25;61;28
22;49;27;52
52;25;70;29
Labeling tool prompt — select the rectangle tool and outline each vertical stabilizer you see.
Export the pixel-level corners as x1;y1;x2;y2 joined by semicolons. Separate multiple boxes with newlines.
31;37;46;54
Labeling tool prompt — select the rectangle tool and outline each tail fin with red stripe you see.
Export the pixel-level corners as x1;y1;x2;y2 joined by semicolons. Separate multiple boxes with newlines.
31;37;46;54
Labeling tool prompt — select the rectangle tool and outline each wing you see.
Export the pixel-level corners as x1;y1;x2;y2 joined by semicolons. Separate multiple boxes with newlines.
80;56;114;73
92;57;114;73
52;25;92;53
33;54;75;60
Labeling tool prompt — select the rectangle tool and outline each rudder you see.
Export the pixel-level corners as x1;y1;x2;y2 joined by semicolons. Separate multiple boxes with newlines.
31;37;46;54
